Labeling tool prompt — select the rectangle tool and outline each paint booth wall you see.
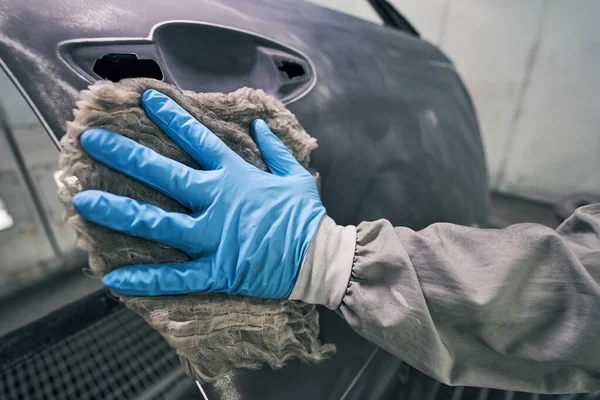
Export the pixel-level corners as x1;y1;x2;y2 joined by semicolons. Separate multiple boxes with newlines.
311;0;600;204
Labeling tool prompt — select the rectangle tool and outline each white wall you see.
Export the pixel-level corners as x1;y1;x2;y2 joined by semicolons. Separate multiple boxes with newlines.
311;0;600;203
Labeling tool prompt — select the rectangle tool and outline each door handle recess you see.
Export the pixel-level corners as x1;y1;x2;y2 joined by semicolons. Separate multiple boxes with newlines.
58;21;316;104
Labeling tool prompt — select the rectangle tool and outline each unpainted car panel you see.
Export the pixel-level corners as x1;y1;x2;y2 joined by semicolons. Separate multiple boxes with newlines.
0;0;488;398
0;0;488;227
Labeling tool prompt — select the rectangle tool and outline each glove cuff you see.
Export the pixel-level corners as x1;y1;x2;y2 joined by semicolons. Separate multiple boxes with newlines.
289;215;356;309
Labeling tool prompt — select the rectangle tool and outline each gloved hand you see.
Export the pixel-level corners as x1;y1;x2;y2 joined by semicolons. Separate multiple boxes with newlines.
72;89;326;299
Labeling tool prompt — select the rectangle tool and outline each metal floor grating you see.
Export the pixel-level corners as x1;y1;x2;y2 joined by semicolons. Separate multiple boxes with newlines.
1;307;182;400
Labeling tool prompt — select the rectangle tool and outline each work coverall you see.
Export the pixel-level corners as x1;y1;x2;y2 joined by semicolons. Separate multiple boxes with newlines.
290;205;600;394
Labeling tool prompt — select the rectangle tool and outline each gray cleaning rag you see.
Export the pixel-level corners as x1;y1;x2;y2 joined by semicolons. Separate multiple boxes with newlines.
57;78;335;383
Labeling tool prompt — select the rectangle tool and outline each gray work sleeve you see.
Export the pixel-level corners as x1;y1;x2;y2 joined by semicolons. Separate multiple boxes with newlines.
289;204;600;394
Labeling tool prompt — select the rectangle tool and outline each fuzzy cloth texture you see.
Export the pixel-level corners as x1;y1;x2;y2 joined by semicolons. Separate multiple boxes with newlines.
57;78;335;383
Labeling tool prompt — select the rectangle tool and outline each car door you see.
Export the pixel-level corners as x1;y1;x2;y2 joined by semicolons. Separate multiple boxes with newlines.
0;0;488;399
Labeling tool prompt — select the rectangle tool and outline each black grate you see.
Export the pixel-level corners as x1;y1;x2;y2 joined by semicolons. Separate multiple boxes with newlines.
1;307;181;400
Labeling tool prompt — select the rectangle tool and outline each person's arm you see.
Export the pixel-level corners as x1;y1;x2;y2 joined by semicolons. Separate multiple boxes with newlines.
291;205;600;394
72;90;600;394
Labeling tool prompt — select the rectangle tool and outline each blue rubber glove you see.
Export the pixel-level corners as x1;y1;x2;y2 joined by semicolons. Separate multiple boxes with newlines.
72;89;326;299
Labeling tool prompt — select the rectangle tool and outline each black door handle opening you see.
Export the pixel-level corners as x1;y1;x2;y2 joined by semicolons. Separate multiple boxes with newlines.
92;53;163;82
278;60;305;79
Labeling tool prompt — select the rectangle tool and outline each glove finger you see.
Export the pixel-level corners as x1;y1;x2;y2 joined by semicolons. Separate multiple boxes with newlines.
142;89;241;170
80;128;217;210
102;258;216;296
251;119;307;177
72;190;201;256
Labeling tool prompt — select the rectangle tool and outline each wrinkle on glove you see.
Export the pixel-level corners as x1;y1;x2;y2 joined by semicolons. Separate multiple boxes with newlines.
57;78;335;383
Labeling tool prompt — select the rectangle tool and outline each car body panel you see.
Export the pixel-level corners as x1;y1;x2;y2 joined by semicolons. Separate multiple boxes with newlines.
0;0;488;398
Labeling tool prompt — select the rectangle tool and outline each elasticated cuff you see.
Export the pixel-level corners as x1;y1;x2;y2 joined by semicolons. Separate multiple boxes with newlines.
289;215;356;309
